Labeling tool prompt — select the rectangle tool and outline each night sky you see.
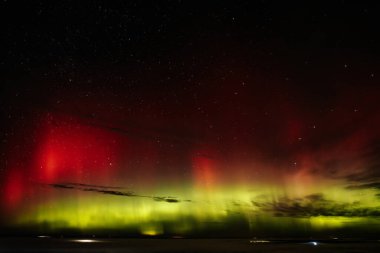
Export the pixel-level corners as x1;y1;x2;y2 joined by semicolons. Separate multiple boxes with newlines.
1;1;380;237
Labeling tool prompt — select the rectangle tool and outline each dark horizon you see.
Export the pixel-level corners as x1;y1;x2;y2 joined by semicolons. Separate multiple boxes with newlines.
1;1;380;241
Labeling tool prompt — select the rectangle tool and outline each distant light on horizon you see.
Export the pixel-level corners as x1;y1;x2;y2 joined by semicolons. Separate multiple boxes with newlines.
72;239;100;243
250;239;270;243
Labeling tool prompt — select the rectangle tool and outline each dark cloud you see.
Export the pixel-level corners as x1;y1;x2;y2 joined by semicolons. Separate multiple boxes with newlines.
345;171;380;183
252;193;380;217
48;183;184;203
346;182;380;190
153;196;180;203
49;184;75;189
342;142;380;183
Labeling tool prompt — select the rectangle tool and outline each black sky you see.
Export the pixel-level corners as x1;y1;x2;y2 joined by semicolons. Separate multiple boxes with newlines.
2;0;380;165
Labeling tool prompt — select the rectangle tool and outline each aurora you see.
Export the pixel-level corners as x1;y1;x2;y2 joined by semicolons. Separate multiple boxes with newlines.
2;113;380;237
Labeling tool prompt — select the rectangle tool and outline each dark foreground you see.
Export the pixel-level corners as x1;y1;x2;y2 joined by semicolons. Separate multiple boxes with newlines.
1;238;380;253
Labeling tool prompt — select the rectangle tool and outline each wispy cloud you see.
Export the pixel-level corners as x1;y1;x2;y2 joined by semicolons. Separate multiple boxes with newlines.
252;193;380;217
346;182;380;190
47;182;185;203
